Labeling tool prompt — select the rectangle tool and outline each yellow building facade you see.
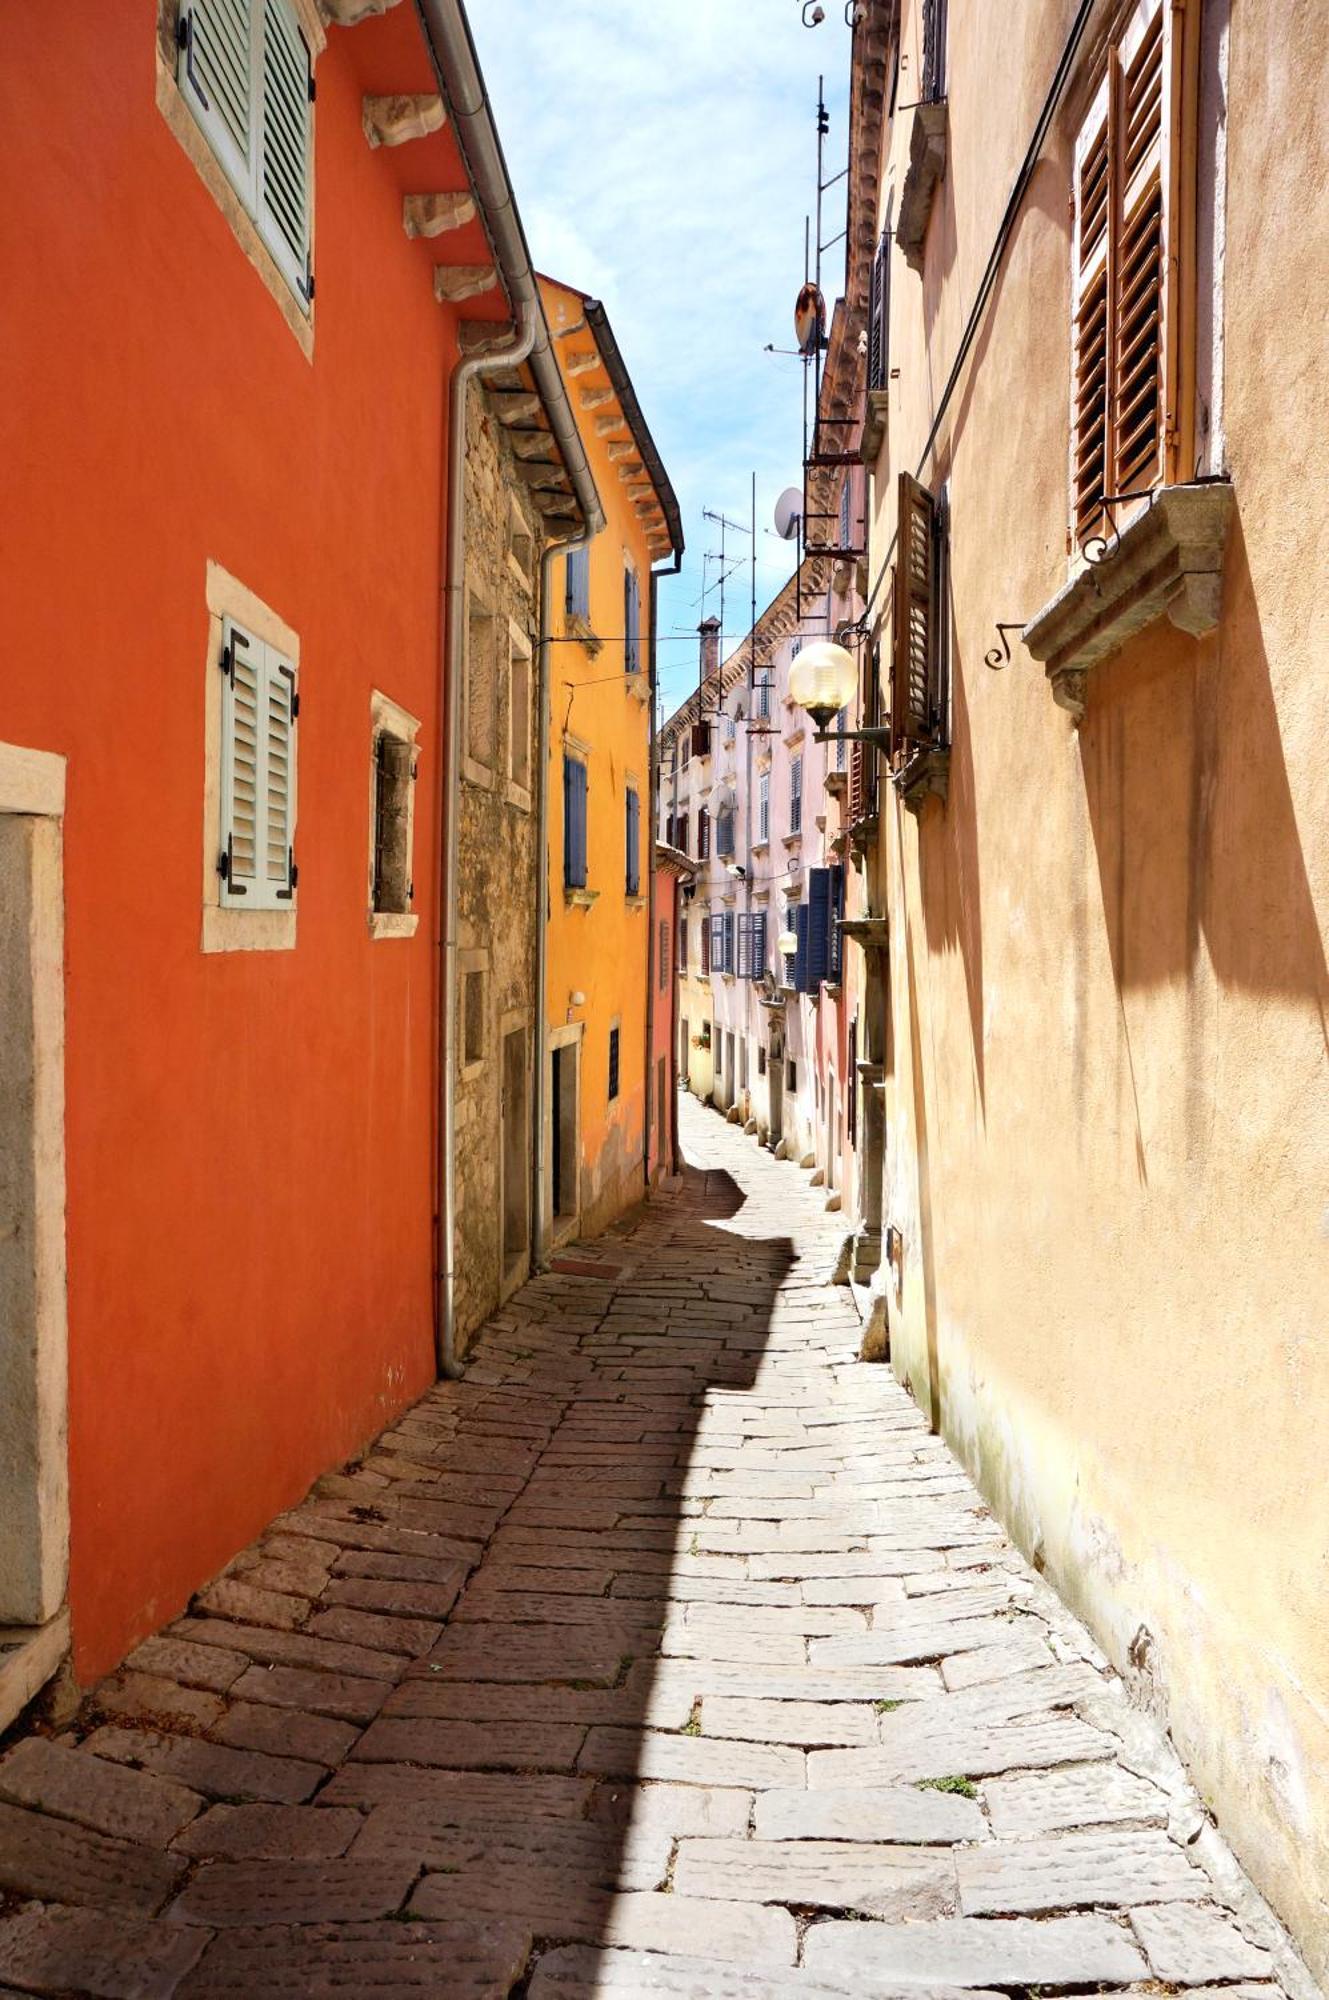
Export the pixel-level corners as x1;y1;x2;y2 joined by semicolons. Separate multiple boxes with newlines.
539;277;682;1248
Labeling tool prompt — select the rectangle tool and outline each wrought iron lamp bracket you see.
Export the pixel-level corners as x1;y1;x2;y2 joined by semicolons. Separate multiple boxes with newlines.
984;622;1028;671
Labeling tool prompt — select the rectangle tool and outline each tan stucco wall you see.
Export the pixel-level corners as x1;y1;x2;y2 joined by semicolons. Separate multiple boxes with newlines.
868;0;1328;1972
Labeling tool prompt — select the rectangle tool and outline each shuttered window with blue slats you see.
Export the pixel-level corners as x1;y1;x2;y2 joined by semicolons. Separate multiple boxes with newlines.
564;756;588;889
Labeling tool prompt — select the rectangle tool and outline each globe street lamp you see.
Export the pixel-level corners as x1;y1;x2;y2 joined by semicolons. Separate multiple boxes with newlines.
786;637;894;754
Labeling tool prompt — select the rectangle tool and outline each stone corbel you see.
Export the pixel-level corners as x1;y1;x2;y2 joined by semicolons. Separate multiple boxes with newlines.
595;415;628;437
1022;482;1234;721
564;351;600;377
492;392;541;426
511;432;559;462
433;265;498;304
607;442;636;462
321;0;401;21
860;388;889;464
580;387;615;411
897;100;948;274
403;192;475;239
362;95;444;149
840;916;889;953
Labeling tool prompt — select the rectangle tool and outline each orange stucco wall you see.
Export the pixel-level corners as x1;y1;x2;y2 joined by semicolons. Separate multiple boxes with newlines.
541;278;661;1240
0;6;476;1678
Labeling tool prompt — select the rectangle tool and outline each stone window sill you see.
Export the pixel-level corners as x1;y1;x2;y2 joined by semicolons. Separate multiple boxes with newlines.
861;387;889;464
626;672;651;704
1022;482;1235;720
782;831;803;849
369;911;419;941
565;612;602;657
898;100;948;274
751;839;770;855
625;895;645;911
825;769;849;798
895;745;950;817
565;888;599;910
783;726;806;750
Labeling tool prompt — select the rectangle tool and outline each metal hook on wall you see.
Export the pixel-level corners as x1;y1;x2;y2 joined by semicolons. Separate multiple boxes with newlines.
984;622;1027;670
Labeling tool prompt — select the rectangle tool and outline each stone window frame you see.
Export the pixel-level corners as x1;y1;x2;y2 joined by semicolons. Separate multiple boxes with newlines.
506;617;534;813
154;0;323;363
463;574;498;792
201;561;299;955
459;947;491;1083
0;740;70;1711
507;497;535;594
367;691;421;941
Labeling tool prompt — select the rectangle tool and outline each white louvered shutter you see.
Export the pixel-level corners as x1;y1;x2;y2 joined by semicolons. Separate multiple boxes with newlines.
262;649;298;904
219;617;262;905
258;0;313;301
180;0;256;197
219;625;297;910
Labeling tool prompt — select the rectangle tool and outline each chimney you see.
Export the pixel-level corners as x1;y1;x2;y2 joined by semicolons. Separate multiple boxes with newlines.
699;616;721;683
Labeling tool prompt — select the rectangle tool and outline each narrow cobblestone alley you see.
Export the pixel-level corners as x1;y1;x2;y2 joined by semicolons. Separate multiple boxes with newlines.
0;1097;1315;1998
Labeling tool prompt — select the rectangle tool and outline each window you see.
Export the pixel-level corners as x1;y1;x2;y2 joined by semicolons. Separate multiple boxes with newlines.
839;477;851;550
508;624;532;796
757;772;770;844
463;969;485;1067
716;808;735;857
750;911;767;979
218;614;297;910
787;1058;797;1091
678;912;688;972
372;732;413;916
782;903;798;988
789;756;803;835
708;913;725;974
721;912;735;975
921;0;948;102
736;914;751;980
701;917;711;975
835;707;848;771
697;806;711;860
867;224;891;392
722;710;736;744
682;731;691;769
466;589;497;779
757;1045;767;1077
754;672;772;721
1072;0;1184;551
563;755;588;889
177;0;314;306
715;1033;722;1078
608;1025;620;1100
626;787;641;896
565;545;590;621
624;566;641;674
891;473;949;752
659;918;669;990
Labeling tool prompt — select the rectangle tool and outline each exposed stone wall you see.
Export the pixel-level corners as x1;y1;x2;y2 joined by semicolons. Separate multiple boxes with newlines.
453;382;543;1354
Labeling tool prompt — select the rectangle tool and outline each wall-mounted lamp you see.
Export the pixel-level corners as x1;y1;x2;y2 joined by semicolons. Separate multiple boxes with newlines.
569;991;586;1008
776;928;799;956
727;862;746;879
788;638;893;755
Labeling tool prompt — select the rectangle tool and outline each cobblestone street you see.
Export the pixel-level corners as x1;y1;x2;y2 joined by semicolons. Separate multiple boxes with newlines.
0;1096;1314;1998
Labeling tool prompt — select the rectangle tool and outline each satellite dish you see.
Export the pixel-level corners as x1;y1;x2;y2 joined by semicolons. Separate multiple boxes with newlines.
774;488;802;541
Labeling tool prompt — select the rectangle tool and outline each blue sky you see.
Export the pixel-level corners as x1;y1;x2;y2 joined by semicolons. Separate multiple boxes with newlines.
470;1;853;719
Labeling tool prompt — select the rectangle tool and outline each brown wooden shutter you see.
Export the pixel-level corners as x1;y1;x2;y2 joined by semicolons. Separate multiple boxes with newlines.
1071;0;1188;550
892;473;937;749
1072;74;1111;549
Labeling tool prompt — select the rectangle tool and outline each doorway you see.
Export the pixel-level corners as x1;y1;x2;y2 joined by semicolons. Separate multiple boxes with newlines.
0;744;70;1728
826;1072;839;1193
501;1025;529;1283
768;1047;783;1151
656;1055;668;1175
551;1038;579;1234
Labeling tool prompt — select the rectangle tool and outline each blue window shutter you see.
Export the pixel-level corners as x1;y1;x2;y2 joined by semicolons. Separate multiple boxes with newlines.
736;914;750;979
564;758;587;888
828;864;845;979
752;912;767;977
626;789;640;895
709;914;722;970
807;868;831;986
722;912;735;974
794;904;810;992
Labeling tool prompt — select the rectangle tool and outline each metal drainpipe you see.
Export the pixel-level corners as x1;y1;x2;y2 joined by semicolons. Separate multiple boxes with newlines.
436;300;537;1381
532;526;590;1273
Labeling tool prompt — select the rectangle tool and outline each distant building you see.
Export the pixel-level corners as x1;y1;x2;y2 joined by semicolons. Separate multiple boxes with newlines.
539;278;683;1248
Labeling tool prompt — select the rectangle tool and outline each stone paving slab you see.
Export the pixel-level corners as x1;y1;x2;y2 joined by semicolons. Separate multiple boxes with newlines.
181;1918;532;1997
0;1903;209;2000
0;1097;1313;1999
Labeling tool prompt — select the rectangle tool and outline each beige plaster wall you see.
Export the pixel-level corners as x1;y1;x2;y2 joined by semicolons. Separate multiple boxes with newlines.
868;0;1329;1971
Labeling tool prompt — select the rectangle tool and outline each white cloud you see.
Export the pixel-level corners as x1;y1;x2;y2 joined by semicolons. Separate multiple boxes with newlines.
470;0;853;715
